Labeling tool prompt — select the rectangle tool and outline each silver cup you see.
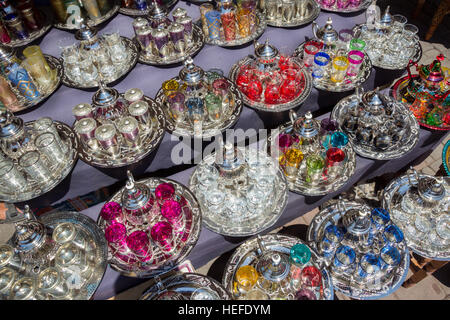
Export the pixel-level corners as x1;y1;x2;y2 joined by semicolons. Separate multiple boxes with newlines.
0;160;27;192
33;117;66;152
19;150;51;183
9;277;37;300
128;100;152;131
282;0;295;22
35;132;66;165
124;88;144;104
95;124;120;157
74;118;99;150
295;0;308;18
38;267;71;299
116;116;141;148
72;103;94;121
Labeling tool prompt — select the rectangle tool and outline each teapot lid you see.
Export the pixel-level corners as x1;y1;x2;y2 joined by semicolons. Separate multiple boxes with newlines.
254;39;279;62
215;142;245;177
256;251;290;282
361;89;388;114
92;82;120;107
417;176;446;202
419;54;445;84
148;1;168;21
179;57;204;86
0;107;23;139
314;17;338;43
379;5;392;26
342;207;371;236
294;111;320;139
12;207;46;253
121;171;152;212
75;20;98;42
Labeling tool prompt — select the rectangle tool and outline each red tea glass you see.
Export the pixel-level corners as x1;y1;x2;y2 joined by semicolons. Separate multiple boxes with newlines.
303;40;324;67
301;265;322;287
151;221;176;253
161;199;184;232
221;11;237;41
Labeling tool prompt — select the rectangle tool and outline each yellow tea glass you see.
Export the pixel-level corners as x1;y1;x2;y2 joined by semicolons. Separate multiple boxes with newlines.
23;46;51;74
22;56;54;91
237;8;251;38
235;265;259;294
330;56;349;83
162;79;180;97
284;148;304;180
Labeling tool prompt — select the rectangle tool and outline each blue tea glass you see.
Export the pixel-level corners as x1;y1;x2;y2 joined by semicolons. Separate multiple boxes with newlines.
383;225;404;244
371;208;390;230
330;132;349;148
357;253;381;279
324;225;344;243
380;245;401;271
318;236;336;258
333;245;356;273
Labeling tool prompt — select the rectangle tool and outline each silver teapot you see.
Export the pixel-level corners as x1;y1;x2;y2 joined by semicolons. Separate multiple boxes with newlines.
0;108;32;160
252;39;281;75
289;110;320;153
214;142;248;190
312;17;339;51
179;57;207;96
92;81;127;122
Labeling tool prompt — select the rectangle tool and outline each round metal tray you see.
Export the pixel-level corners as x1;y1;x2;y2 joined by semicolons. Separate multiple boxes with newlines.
229;56;313;112
2;10;52;48
189;147;288;237
265;121;357;196
316;0;372;13
352;24;423;70
61;37;139;90
331;93;420;160
97;177;202;278
12;55;63;114
74;95;166;169
155;76;243;139
197;11;266;47
38;210;109;300
137;24;205;66
444;140;450;176
382;173;450;261
53;2;120;31
293;42;372;92
391;74;450;131
307;201;410;299
0;121;78;203
222;234;334;300
140;273;232;300
263;0;320;28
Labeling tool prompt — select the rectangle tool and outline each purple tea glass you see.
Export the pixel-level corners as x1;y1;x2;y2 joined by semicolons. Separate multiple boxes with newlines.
336;0;350;9
295;288;317;300
105;223;129;255
151;221;176;253
212;78;230;97
320;118;338;135
349;0;361;7
161;199;184;232
321;0;336;8
100;201;124;225
126;230;153;262
155;182;176;201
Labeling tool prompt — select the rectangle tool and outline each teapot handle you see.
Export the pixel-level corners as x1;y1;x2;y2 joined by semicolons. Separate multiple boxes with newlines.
289;110;297;126
312;21;318;38
355;86;364;101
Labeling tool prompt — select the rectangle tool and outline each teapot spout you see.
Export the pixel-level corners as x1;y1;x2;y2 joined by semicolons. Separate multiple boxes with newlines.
312;20;318;38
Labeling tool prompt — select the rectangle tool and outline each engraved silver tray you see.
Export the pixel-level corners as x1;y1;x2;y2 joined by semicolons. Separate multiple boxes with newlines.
0;121;78;203
222;234;334;300
228;56;313;112
382;173;450;261
196;11;266;47
74;95;166;169
61;37;139;90
315;0;371;13
189;147;288;237
140;273;232;300
2;10;52;48
307;201;410;300
263;0;321;28
53;2;120;30
137;24;205;66
38;210;109;300
155;76;243;139
97;177;202;278
352;24;423;70
265;121;357;196
293;42;372;92
331;93;420;160
12;55;64;114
